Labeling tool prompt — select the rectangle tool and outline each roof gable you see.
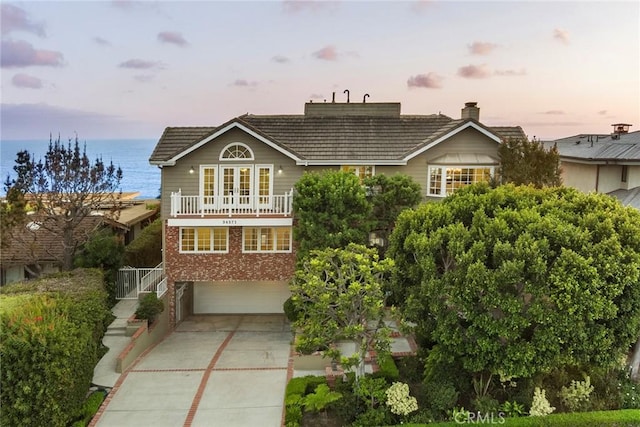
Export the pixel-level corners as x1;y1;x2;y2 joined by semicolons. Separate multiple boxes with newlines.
150;120;304;166
404;120;504;162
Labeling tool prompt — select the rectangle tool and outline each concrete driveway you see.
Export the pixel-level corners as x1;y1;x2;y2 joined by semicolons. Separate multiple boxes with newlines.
92;315;292;427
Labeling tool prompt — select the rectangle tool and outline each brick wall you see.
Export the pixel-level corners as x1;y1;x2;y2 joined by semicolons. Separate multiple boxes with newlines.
165;224;296;282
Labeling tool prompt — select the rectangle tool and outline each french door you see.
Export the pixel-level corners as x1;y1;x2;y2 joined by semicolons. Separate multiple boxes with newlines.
221;165;252;209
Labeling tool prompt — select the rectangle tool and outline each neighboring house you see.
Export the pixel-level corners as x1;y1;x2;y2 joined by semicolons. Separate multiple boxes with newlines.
149;99;526;326
0;195;159;285
542;124;640;209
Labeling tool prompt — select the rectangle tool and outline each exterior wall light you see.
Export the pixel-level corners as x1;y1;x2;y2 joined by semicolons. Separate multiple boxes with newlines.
189;166;195;174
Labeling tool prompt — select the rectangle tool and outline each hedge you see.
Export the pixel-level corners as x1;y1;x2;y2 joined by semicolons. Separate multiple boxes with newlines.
0;269;111;427
124;218;162;267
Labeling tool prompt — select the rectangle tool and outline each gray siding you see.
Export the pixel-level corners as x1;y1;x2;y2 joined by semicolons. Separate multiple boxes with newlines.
160;126;502;215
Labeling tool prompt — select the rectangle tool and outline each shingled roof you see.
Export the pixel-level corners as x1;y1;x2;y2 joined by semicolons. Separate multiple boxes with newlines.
149;103;527;165
0;215;119;267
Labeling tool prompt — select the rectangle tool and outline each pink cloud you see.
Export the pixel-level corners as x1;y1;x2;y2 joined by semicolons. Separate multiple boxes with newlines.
272;55;290;64
597;110;607;115
553;28;570;44
158;31;188;46
468;41;497;55
457;64;490;79
118;59;163;69
309;93;324;100
313;45;338;61
282;1;336;13
231;79;257;87
12;73;43;89
494;68;526;76
407;72;443;89
1;39;64;68
1;4;45;37
93;37;110;46
111;0;136;9
412;0;434;13
541;110;565;115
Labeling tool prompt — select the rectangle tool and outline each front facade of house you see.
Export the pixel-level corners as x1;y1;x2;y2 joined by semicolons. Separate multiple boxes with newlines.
150;100;527;326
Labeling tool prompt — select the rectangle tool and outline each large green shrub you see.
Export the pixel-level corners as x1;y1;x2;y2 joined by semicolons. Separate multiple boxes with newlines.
0;269;110;427
124;218;162;267
390;184;640;380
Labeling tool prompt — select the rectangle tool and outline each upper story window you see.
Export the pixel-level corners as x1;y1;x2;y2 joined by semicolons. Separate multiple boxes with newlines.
220;143;254;161
342;165;374;183
180;227;228;253
428;165;494;197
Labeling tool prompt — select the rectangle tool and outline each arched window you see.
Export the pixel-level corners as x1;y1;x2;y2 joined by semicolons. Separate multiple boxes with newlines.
220;143;254;160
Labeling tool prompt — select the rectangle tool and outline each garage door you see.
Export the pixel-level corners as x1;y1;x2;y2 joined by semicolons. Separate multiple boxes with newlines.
194;281;290;314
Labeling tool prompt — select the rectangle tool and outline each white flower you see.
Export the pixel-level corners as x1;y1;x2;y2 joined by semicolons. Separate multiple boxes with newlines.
386;382;418;416
530;387;555;417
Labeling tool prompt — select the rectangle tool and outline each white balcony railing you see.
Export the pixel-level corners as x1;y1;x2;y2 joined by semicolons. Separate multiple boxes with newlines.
170;189;293;217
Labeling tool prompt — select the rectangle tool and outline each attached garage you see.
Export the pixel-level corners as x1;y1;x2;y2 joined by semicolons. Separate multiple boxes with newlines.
193;281;290;314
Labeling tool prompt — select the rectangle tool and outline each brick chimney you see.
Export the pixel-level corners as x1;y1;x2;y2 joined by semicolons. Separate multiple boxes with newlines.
461;102;480;121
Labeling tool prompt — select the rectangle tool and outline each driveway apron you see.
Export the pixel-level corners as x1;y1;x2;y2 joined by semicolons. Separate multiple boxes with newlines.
93;315;292;427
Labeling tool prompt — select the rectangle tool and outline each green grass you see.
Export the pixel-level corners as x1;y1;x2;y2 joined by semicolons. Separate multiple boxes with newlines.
400;409;640;426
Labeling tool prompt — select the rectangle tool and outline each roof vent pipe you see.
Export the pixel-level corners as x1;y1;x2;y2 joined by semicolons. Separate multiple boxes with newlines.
344;89;350;103
332;92;335;103
363;93;370;103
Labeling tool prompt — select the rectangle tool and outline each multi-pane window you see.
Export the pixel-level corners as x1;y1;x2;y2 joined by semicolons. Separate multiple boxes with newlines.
243;227;292;253
429;167;443;196
341;165;374;183
180;227;228;253
202;166;216;205
258;166;271;204
428;166;494;197
220;143;254;160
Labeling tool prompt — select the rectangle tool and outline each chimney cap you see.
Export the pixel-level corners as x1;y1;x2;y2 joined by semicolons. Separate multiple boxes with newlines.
465;102;478;107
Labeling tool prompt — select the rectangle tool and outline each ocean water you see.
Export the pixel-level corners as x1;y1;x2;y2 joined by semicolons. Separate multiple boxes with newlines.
0;139;161;199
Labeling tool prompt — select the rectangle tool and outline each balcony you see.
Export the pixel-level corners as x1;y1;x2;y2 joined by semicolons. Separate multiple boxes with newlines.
170;189;293;217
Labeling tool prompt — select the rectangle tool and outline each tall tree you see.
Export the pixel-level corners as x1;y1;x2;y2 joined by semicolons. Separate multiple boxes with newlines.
389;183;640;380
290;243;393;378
498;138;562;187
363;173;422;257
3;136;123;271
293;170;371;262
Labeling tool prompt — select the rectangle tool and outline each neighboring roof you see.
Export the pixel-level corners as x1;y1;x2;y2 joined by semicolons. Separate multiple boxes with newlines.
542;131;640;162
608;187;640;210
112;200;158;227
0;215;113;266
149;105;526;165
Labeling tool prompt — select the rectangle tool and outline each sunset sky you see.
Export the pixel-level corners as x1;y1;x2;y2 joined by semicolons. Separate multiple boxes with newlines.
1;0;639;141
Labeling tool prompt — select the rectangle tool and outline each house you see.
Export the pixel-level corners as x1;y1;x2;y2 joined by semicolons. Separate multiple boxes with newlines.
542;124;640;209
0;194;159;285
149;98;527;327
